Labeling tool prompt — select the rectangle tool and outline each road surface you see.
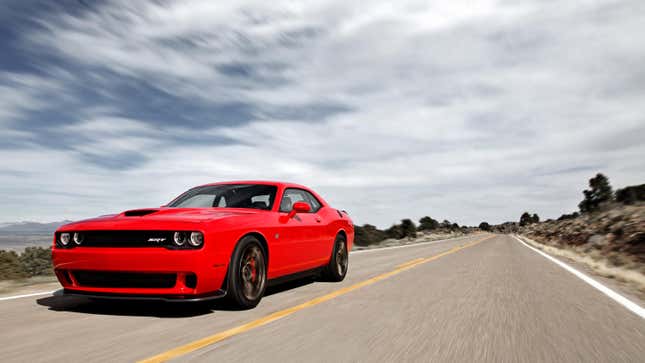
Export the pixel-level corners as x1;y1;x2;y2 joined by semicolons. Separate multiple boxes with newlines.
1;234;643;362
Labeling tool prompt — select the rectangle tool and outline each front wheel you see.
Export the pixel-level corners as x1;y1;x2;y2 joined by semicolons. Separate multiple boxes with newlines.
226;236;267;309
322;234;348;282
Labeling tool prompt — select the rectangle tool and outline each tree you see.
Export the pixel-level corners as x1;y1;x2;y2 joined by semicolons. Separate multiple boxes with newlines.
531;213;540;224
418;216;439;231
0;250;27;280
478;222;491;231
399;219;417;239
519;212;532;226
440;220;452;229
385;224;403;239
354;224;387;246
579;173;613;213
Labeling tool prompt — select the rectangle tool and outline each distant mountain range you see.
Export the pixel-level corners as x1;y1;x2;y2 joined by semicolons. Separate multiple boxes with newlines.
0;220;73;235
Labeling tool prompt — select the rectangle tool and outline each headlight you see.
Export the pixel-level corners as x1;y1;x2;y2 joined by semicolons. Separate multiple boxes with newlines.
60;233;71;246
73;232;84;245
173;232;186;246
189;232;203;247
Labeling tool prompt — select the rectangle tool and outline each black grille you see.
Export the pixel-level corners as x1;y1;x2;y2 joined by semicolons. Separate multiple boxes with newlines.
57;231;175;248
72;271;177;288
83;231;174;248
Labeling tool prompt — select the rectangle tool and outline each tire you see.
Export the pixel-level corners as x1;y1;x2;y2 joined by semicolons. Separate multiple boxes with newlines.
322;234;349;282
226;235;268;309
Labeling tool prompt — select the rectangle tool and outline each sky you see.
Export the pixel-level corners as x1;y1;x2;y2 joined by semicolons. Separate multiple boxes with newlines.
1;0;644;228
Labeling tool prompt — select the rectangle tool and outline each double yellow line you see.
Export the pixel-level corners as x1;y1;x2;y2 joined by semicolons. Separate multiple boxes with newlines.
139;234;493;363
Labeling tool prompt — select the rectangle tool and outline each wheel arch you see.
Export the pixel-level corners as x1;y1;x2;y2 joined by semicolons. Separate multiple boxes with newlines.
220;231;270;292
336;229;347;241
239;231;269;266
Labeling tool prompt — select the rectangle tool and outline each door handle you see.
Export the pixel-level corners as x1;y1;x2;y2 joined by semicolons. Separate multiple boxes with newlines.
315;217;321;223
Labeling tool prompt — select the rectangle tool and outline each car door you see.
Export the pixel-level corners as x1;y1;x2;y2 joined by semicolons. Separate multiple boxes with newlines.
299;189;331;267
276;188;321;273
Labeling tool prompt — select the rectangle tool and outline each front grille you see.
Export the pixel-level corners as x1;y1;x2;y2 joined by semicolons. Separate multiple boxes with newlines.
72;271;177;288
56;230;175;248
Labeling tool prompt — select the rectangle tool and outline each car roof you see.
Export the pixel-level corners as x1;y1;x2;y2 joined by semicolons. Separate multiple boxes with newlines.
198;180;309;190
189;180;328;207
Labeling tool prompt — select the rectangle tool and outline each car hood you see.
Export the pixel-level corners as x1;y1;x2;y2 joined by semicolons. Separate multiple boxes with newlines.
58;208;262;231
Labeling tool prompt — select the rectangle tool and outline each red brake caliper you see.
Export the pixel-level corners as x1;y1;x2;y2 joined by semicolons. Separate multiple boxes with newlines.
249;257;257;283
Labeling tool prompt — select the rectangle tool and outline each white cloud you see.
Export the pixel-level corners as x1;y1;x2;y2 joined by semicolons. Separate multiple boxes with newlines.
1;0;644;227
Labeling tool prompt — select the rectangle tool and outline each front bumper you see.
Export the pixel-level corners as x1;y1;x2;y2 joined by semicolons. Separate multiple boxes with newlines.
62;288;226;302
52;247;228;298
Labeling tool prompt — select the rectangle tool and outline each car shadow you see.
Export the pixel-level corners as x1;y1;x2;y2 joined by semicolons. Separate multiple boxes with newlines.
37;277;317;318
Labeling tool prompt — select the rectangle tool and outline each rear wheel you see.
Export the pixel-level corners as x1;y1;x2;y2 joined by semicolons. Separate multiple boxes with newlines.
226;236;267;309
322;234;348;282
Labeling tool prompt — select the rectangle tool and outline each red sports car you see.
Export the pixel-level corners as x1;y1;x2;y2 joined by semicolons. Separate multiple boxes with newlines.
52;181;353;308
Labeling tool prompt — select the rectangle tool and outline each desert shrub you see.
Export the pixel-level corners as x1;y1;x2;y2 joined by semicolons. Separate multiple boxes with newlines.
418;216;439;231
478;222;491;231
354;224;387;246
440;220;452;229
615;184;645;205
399;219;417;239
558;212;580;221
19;247;52;276
385;224;403;239
384;219;417;240
0;250;28;280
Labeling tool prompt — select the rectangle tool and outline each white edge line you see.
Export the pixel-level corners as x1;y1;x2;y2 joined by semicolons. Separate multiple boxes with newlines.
351;235;474;255
512;235;645;319
0;290;57;301
0;235;477;302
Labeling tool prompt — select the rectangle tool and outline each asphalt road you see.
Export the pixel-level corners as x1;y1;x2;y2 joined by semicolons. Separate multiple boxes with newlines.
1;234;644;362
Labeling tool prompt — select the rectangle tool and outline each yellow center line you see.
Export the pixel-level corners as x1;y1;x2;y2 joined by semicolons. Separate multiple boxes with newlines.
138;234;494;363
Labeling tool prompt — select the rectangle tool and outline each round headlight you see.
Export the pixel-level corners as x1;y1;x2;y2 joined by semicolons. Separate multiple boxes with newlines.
73;232;84;245
60;233;71;246
173;232;186;246
189;232;203;247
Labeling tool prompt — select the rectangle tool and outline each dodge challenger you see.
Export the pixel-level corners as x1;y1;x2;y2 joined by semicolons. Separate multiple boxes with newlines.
52;181;353;309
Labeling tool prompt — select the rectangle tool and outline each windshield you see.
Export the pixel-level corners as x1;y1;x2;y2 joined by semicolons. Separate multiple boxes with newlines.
167;184;277;210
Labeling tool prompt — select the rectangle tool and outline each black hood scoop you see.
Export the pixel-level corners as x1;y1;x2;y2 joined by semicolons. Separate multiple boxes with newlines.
123;209;160;217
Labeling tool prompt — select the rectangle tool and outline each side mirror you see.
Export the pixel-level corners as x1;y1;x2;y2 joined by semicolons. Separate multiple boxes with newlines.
288;201;311;218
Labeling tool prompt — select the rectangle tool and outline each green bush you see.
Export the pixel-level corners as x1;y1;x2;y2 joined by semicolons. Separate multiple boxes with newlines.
0;247;53;280
18;247;53;276
478;222;491;231
0;250;28;280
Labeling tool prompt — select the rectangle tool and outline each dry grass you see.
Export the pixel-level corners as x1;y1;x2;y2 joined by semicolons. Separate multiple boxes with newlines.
517;235;645;296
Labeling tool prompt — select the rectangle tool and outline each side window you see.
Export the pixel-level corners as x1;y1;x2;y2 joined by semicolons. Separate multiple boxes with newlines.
280;189;304;212
303;191;322;212
279;188;322;213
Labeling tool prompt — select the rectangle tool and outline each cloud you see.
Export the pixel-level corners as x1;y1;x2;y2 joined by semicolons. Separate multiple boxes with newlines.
0;0;644;227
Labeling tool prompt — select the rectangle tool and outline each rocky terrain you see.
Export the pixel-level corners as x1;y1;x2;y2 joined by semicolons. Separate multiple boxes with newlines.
520;202;645;275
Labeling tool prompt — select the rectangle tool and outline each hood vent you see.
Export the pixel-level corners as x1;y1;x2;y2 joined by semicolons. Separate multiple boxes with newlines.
123;209;159;217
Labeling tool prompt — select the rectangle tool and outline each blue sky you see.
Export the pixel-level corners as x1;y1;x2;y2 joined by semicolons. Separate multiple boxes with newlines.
1;0;644;227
